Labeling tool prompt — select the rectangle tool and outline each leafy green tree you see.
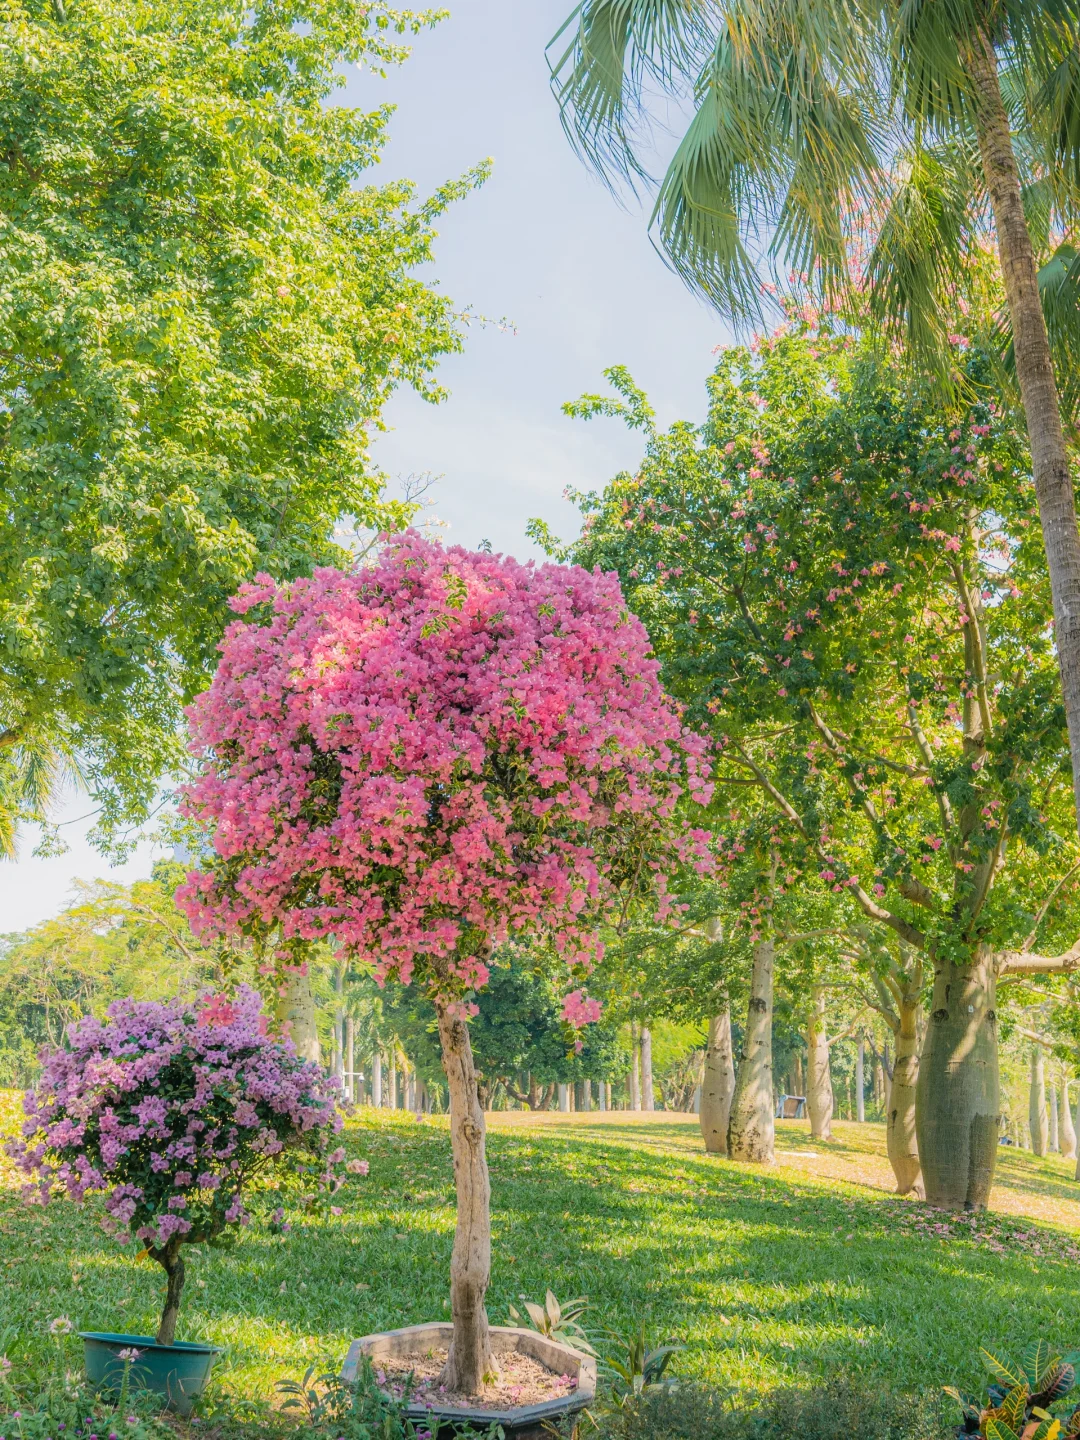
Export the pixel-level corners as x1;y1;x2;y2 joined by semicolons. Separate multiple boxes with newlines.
549;0;1080;827
0;860;217;1081
368;946;627;1108
541;328;1080;1209
0;0;480;848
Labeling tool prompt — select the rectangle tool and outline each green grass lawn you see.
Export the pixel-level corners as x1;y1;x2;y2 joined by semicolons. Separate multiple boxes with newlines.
4;1097;1080;1416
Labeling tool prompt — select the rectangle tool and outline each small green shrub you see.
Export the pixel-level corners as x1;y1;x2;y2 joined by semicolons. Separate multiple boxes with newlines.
588;1377;949;1440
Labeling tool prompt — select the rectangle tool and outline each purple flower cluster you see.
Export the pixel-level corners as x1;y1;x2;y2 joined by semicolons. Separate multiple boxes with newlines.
6;986;343;1251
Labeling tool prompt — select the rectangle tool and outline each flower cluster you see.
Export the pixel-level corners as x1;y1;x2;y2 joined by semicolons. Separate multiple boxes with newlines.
6;986;344;1251
178;533;713;1017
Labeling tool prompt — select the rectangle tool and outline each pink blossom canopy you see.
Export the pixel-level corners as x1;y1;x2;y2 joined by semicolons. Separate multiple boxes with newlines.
178;534;712;1003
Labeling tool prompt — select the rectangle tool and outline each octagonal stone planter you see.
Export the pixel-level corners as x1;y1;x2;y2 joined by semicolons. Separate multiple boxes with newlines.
341;1322;596;1438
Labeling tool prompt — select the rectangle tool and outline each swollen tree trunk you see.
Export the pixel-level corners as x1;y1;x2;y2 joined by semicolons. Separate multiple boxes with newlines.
915;946;999;1209
1029;1046;1049;1157
435;1000;496;1394
152;1238;186;1346
1062;1075;1077;1160
889;995;923;1198
699;1005;736;1154
968;33;1080;822
727;940;775;1164
640;1026;655;1111
1051;1075;1060;1153
276;969;321;1063
806;985;834;1141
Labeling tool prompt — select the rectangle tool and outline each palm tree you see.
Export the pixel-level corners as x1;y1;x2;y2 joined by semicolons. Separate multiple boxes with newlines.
549;0;1080;823
0;725;76;860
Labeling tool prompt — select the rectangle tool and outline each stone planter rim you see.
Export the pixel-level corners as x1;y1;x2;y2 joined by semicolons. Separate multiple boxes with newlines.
341;1321;597;1429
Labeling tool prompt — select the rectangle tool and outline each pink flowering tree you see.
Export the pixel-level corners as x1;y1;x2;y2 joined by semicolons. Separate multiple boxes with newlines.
177;533;712;1392
7;986;345;1344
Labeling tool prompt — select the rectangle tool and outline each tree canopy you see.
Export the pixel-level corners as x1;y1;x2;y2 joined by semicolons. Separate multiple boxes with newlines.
0;0;482;848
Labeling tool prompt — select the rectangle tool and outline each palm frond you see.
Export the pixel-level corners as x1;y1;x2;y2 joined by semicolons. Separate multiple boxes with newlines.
548;0;714;185
865;140;975;382
998;242;1080;427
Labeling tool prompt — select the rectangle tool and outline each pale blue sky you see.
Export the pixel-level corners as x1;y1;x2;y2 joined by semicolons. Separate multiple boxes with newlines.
0;0;732;932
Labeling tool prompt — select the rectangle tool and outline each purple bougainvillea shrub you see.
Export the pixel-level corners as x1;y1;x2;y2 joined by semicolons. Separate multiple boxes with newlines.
6;985;347;1343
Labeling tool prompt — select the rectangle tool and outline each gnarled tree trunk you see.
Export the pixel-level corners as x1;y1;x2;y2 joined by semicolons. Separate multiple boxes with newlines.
699;1004;735;1154
806;985;834;1141
915;945;999;1209
435;1000;496;1394
276;969;321;1063
889;994;923;1198
1029;1046;1048;1157
152;1237;186;1346
727;940;775;1164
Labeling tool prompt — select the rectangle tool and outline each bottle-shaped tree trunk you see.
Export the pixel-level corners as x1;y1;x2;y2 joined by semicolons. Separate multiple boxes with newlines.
1029;1046;1049;1157
1062;1075;1077;1160
915;946;999;1209
435;999;496;1394
888;993;923;1198
1050;1075;1060;1153
276;968;321;1063
640;1026;655;1111
699;1004;735;1154
806;985;834;1141
727;940;775;1164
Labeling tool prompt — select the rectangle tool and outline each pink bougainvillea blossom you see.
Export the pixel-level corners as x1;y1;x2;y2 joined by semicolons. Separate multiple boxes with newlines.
177;534;713;1013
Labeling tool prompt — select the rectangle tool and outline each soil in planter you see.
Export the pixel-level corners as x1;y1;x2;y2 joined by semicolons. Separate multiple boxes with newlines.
375;1347;577;1410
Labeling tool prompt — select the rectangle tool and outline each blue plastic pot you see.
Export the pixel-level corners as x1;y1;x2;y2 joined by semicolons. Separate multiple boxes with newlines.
79;1332;222;1416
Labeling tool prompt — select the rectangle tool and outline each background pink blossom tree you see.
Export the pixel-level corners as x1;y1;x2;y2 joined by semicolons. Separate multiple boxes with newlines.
177;533;712;1392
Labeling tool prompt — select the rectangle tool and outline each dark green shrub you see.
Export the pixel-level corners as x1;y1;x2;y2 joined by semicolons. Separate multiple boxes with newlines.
588;1376;950;1440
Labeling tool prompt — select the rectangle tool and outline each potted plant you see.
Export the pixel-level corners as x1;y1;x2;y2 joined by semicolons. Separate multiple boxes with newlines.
177;533;711;1418
8;986;348;1413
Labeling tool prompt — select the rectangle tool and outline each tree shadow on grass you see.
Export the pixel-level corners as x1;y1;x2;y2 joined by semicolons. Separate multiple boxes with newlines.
3;1115;1079;1406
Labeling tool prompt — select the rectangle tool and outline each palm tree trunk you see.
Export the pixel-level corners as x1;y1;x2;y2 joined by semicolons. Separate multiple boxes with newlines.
967;32;1080;822
699;1004;736;1154
435;999;496;1394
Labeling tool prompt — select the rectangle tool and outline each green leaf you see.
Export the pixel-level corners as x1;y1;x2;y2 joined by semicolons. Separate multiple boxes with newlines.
984;1350;1027;1390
